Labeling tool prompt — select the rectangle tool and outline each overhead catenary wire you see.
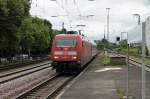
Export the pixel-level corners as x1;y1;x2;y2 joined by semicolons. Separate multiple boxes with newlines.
73;0;82;16
32;0;90;30
32;0;45;16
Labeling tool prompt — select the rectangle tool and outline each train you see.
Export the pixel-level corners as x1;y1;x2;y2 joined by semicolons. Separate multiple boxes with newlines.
51;31;96;73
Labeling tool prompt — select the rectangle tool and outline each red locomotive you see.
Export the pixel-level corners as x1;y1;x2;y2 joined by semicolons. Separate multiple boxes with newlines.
51;31;93;73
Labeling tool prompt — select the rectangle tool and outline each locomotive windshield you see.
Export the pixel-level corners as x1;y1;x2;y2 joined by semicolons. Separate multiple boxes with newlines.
56;40;77;47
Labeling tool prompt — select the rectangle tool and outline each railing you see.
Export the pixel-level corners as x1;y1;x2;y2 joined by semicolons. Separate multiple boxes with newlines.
0;54;50;70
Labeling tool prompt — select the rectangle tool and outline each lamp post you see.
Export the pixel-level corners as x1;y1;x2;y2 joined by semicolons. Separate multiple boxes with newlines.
105;8;110;55
106;8;110;41
133;13;146;99
133;14;141;25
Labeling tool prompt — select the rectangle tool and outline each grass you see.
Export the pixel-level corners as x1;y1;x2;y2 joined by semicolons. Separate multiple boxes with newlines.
100;55;111;65
114;80;125;99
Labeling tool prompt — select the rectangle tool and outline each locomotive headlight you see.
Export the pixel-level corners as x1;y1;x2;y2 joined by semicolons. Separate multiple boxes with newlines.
68;51;77;55
72;56;77;59
54;56;59;59
54;51;63;55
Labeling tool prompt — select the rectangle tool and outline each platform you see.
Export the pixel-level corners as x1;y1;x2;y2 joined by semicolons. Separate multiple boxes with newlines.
57;54;121;99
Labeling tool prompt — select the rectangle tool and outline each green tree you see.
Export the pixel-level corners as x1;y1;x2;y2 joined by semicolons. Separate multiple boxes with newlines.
0;0;31;56
19;17;52;55
18;17;33;55
43;19;53;49
0;0;9;56
32;17;51;54
119;39;127;48
96;39;109;50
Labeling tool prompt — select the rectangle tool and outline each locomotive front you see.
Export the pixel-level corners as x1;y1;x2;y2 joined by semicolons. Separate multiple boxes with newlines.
51;34;82;73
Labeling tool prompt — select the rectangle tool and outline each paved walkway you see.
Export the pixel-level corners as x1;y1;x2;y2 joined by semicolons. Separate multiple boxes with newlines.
58;54;121;99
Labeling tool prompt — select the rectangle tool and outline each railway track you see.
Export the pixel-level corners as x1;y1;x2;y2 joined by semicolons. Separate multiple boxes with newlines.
15;74;74;99
1;52;98;98
113;53;150;69
14;54;98;99
0;61;51;84
129;58;150;70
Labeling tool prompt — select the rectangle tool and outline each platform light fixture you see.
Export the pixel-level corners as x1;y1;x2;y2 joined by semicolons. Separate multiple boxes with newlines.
133;14;141;25
88;0;95;1
86;15;94;18
51;16;57;17
76;25;86;27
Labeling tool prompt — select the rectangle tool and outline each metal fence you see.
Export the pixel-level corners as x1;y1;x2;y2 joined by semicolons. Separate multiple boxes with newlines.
0;54;50;70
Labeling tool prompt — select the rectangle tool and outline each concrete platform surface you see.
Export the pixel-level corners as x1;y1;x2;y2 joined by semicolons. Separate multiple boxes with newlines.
58;54;121;99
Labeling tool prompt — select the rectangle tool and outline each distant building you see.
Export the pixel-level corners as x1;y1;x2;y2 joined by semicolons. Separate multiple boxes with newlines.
128;25;142;44
145;16;150;53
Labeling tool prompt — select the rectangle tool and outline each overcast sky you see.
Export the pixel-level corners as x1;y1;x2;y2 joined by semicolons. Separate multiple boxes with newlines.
30;0;150;42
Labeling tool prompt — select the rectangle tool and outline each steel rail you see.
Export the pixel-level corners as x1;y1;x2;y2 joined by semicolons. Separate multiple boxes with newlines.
15;74;74;99
45;76;74;99
0;62;51;78
114;53;150;68
0;63;51;84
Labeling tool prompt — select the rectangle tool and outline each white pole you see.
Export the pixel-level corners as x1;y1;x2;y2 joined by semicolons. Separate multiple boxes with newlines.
106;8;110;41
142;22;146;99
126;32;129;98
